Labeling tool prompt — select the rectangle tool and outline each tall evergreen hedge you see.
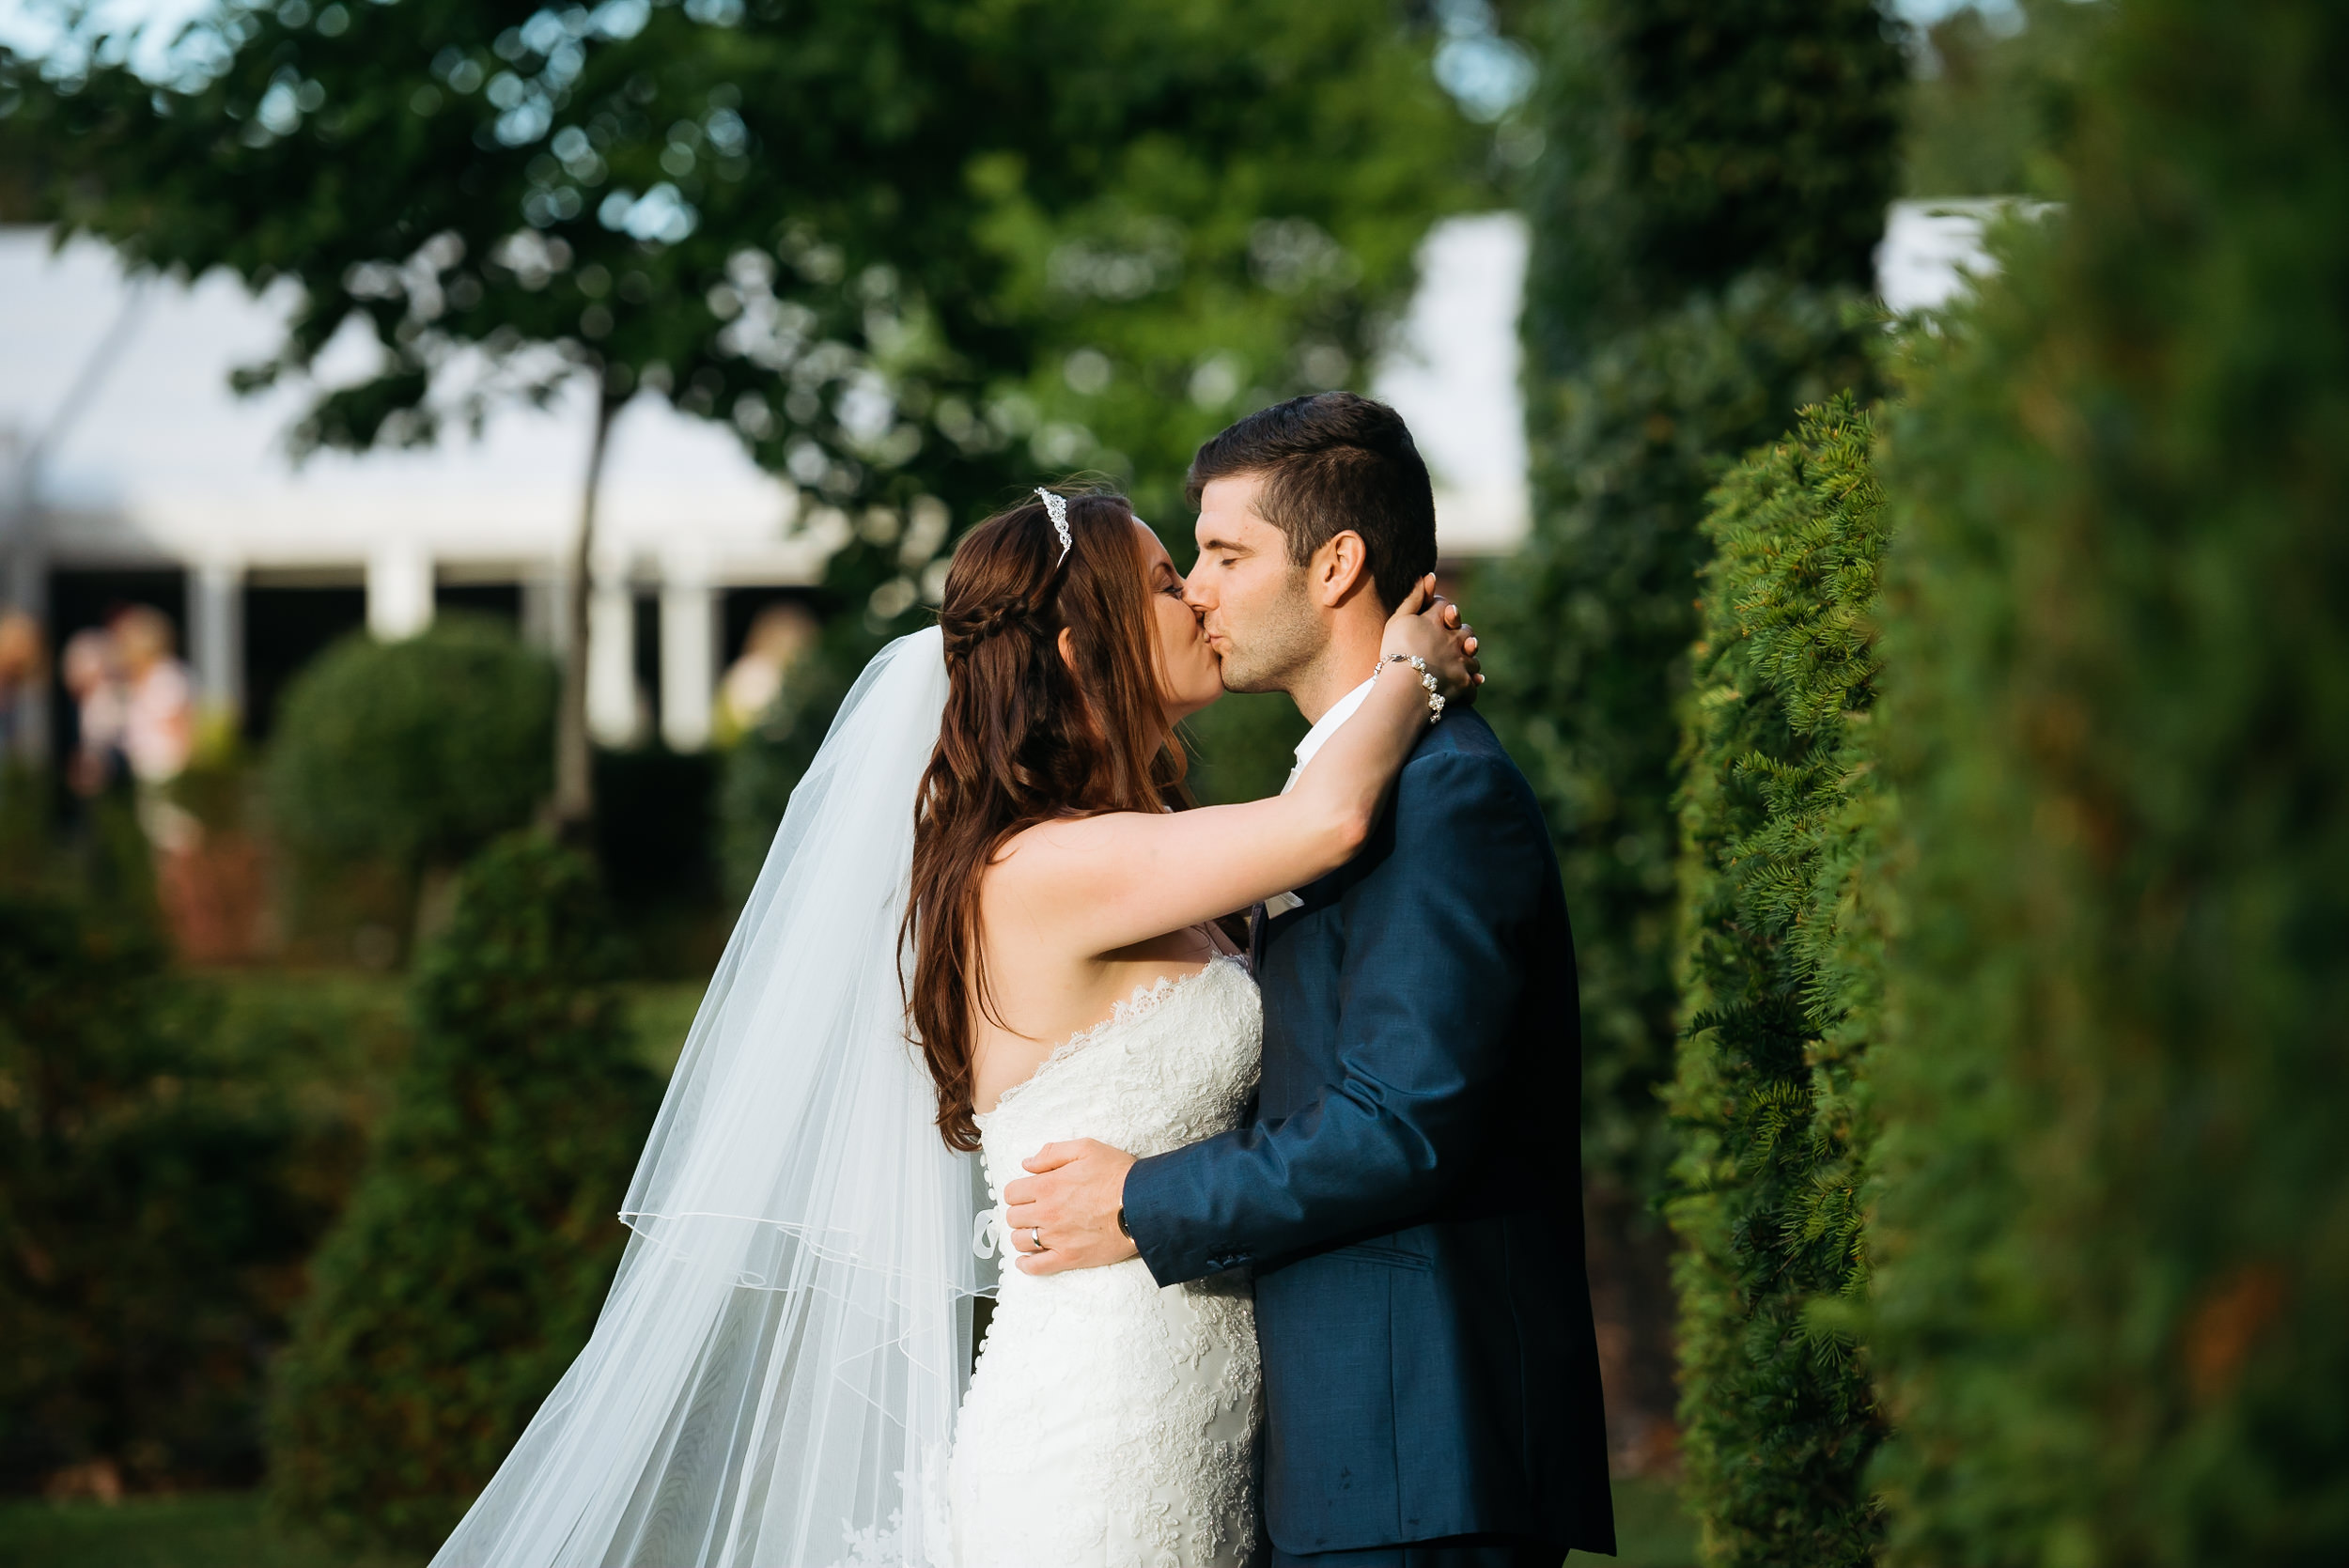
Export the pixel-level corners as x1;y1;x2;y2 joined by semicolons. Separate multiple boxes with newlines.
268;835;660;1549
1868;0;2349;1560
1670;396;1889;1566
1486;0;1905;1191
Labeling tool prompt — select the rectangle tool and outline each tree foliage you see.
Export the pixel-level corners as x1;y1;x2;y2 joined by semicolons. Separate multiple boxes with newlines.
1669;396;1888;1567
1519;0;1905;375
25;0;1473;503
13;1;1487;817
11;0;1486;849
267;833;659;1548
1898;1;2099;200
1867;0;2349;1560
1484;0;1904;1190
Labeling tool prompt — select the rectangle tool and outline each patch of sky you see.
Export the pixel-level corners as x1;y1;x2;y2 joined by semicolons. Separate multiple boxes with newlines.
1890;0;2023;23
1431;0;1533;124
600;182;698;246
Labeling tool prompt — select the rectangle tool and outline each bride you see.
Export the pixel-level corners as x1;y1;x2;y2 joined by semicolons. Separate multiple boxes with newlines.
428;486;1475;1568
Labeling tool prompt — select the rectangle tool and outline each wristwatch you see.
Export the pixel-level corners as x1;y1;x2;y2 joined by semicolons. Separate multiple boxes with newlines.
1115;1206;1131;1238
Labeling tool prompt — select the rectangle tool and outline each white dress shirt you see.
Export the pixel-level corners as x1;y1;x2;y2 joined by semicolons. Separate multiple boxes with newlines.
1267;676;1378;915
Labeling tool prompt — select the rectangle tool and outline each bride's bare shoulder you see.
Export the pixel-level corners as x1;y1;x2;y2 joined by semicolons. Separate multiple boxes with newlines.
978;812;1157;930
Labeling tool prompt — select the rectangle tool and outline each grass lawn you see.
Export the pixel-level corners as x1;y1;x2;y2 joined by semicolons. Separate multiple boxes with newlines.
1574;1473;1700;1565
0;1494;420;1568
0;1477;1697;1567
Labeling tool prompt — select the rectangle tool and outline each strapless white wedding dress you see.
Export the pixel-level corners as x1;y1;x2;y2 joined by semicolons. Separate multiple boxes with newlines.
946;954;1264;1568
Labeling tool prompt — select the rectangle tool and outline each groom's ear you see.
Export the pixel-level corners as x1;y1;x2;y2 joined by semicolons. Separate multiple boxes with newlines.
1310;530;1374;608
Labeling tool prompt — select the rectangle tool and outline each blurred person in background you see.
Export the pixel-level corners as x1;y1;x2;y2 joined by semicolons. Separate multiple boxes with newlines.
111;605;194;788
0;609;44;763
712;601;819;746
62;624;128;800
111;606;200;855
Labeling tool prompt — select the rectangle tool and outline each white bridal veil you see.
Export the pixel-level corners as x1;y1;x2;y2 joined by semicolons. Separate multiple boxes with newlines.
432;627;989;1568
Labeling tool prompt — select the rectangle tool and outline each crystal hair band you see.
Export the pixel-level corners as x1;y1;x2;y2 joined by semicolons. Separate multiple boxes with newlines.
1035;488;1072;563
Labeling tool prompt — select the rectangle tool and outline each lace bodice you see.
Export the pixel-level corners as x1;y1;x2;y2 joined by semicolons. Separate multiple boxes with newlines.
948;954;1265;1568
974;954;1262;1181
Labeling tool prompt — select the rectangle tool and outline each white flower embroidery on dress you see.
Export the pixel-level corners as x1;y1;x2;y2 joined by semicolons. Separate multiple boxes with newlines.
949;955;1264;1567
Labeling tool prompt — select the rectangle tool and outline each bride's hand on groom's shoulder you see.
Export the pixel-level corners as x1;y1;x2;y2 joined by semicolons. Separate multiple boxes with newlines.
1380;574;1484;708
1003;1140;1141;1276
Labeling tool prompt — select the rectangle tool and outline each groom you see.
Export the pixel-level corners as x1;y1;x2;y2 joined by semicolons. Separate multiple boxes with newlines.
1005;393;1615;1566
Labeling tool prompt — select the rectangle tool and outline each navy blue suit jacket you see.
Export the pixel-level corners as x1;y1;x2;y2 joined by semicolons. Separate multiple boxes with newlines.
1122;709;1614;1557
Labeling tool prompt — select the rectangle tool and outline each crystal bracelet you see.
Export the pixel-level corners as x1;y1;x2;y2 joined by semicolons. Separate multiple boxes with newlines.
1374;652;1447;722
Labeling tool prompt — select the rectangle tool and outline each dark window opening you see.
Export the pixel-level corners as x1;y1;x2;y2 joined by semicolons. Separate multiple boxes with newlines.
243;584;366;741
435;581;522;627
632;590;661;740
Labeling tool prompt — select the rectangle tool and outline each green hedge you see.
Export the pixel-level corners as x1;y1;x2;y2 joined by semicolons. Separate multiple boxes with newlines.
267;835;660;1549
1865;0;2349;1560
1669;396;1888;1566
0;898;350;1490
1485;0;1904;1192
267;615;556;878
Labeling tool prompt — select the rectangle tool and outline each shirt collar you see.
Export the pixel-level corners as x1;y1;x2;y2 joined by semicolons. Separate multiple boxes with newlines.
1282;676;1378;795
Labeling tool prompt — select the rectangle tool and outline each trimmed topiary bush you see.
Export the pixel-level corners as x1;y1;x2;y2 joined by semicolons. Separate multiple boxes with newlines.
1668;395;1890;1567
267;614;556;888
1867;0;2349;1560
266;834;660;1549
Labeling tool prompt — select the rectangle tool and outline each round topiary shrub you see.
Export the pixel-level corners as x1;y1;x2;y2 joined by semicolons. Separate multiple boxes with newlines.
264;833;660;1550
267;615;557;878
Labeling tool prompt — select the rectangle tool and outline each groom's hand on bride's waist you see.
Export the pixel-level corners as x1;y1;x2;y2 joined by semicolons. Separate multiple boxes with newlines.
1003;1141;1140;1275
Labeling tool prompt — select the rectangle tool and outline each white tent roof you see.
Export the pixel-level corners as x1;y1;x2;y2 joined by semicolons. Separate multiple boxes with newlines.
0;227;814;585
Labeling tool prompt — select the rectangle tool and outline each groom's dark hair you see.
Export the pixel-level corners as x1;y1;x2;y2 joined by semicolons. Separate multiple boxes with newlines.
1185;391;1439;610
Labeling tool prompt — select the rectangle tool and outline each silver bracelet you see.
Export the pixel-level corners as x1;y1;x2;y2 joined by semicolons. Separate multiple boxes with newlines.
1374;652;1446;722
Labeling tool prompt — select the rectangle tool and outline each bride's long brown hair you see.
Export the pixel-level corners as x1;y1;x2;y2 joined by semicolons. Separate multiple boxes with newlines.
903;489;1191;1150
